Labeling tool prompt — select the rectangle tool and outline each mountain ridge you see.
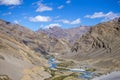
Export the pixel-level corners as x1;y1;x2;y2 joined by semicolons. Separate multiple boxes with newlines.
0;19;70;80
63;17;120;73
38;26;90;43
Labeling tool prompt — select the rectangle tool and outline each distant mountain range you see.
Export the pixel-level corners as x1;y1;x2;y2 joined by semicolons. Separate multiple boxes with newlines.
38;26;89;43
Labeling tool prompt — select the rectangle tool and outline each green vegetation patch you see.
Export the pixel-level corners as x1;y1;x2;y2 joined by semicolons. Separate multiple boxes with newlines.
44;67;56;77
52;73;78;80
56;67;69;71
52;75;67;80
57;61;74;67
86;68;96;72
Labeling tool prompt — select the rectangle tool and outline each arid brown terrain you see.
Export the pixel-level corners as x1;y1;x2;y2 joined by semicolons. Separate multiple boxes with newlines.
67;18;120;73
0;19;70;80
0;18;120;80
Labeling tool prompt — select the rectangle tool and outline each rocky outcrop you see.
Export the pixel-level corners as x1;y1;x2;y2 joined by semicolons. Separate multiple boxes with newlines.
0;75;12;80
68;18;120;72
72;18;120;54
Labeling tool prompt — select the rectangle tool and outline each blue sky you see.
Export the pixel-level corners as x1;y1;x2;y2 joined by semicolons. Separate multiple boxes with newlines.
0;0;120;31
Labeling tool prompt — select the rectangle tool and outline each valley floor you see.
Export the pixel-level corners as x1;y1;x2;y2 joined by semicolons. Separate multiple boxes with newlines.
92;71;120;80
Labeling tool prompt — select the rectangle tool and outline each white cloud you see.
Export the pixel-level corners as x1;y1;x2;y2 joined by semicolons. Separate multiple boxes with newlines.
3;12;12;16
85;11;120;21
60;18;81;25
58;5;64;9
36;3;52;12
61;20;70;24
85;12;105;19
104;12;120;20
0;0;22;5
44;23;61;29
14;20;19;24
66;0;71;4
29;15;51;22
71;18;81;24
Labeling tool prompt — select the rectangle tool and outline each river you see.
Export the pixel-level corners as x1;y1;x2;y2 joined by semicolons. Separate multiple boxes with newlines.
48;57;94;80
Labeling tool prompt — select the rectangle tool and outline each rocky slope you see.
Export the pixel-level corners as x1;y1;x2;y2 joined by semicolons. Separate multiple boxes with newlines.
38;26;89;43
67;18;120;72
0;19;51;80
0;19;70;80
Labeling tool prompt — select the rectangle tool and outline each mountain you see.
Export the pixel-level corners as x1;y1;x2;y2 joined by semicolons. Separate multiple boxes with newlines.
38;26;89;43
0;19;52;80
1;18;120;80
65;18;120;73
0;19;70;80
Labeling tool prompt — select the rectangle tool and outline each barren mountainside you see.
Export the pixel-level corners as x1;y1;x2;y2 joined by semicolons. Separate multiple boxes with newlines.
68;18;120;72
0;20;50;80
0;19;70;80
